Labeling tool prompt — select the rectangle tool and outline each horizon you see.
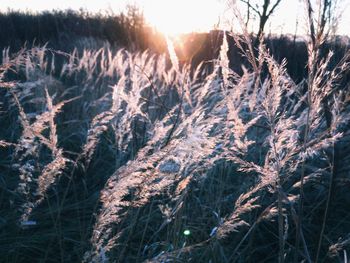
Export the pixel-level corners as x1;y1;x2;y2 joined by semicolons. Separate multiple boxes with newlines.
1;0;350;36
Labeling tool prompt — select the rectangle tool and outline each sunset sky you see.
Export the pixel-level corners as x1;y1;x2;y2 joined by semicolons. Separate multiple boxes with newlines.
1;0;350;36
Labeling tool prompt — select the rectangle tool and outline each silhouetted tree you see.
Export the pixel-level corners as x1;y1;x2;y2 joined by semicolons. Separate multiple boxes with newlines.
239;0;283;39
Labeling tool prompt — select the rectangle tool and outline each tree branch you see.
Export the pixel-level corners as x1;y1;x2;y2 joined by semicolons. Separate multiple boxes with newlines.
267;0;283;17
240;0;262;17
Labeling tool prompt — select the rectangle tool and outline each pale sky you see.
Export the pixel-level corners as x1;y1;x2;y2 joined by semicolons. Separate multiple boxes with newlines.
1;0;350;36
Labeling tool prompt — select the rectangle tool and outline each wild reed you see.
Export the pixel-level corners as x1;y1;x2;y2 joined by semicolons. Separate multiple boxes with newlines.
0;6;349;262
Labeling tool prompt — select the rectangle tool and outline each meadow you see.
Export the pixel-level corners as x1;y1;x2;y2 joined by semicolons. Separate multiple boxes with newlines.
0;6;350;263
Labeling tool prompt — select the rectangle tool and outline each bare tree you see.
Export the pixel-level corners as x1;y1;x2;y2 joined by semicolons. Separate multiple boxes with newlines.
239;0;283;39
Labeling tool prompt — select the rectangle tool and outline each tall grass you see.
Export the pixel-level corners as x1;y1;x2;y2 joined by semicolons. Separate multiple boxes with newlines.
1;10;350;263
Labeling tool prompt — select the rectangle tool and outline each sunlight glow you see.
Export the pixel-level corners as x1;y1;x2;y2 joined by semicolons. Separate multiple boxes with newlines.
141;0;223;36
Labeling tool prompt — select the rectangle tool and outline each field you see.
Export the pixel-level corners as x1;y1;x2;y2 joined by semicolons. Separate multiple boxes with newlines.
1;6;350;263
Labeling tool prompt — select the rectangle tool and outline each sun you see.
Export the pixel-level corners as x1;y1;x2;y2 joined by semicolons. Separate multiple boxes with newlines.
141;0;223;36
